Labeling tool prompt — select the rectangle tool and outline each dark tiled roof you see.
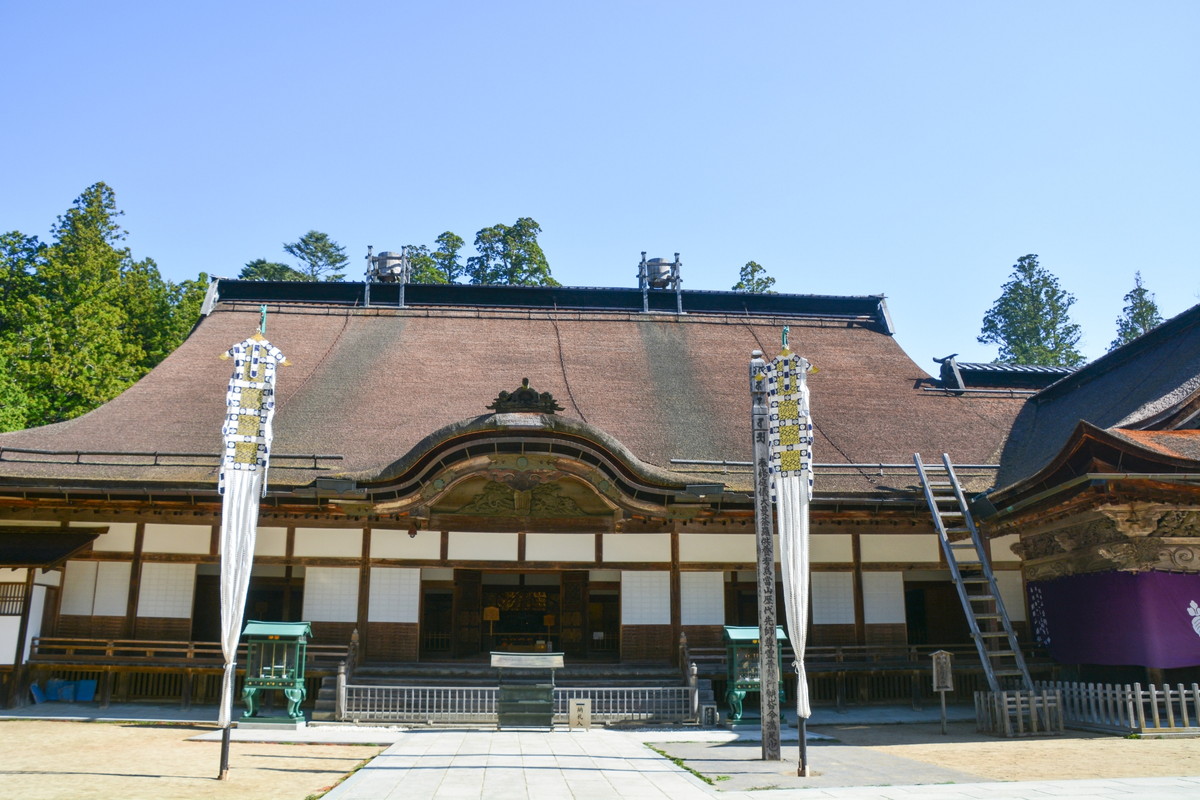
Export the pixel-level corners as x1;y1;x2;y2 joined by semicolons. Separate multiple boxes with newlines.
995;303;1200;487
933;356;1075;392
0;282;1026;498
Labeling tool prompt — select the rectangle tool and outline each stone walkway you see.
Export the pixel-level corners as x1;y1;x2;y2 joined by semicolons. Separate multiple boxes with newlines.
322;727;1200;800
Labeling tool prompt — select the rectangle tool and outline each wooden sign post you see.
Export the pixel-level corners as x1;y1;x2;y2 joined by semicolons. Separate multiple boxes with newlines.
931;650;953;735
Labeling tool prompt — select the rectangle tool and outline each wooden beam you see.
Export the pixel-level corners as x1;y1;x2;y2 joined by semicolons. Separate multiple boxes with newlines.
125;523;145;638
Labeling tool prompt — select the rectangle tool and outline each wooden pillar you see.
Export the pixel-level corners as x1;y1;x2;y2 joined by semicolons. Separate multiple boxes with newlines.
7;569;36;706
750;349;782;760
669;531;681;663
357;528;371;658
125;523;146;638
852;534;865;645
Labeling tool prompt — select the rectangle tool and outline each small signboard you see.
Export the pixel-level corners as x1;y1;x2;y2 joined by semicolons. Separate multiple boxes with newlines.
569;698;592;729
930;650;953;734
931;650;954;692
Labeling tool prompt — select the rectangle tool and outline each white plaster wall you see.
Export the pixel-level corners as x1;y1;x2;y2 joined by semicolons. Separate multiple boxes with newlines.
143;524;211;555
255;527;288;557
0;586;44;665
991;534;1022;562
680;572;724;625
0;568;26;581
447;532;518;561
0;617;18;664
92;522;137;553
811;572;856;624
860;534;939;563
590;570;620;582
294;528;364;558
303;567;359;622
862;571;906;624
36;570;60;587
60;561;98;616
525;533;594;562
678;533;753;563
373;530;441;560
369;567;420;623
93;562;132;616
136;563;196;618
995;571;1027;621
811;535;853;563
422;568;454;581
602;534;670;563
621;571;670;625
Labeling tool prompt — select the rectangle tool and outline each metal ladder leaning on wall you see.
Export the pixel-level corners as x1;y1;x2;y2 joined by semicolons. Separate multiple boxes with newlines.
913;453;1033;693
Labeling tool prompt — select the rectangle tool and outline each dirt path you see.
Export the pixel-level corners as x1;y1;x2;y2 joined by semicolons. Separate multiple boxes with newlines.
818;721;1200;781
0;720;385;800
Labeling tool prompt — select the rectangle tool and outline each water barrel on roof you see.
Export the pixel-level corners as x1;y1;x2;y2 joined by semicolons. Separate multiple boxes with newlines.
646;257;673;288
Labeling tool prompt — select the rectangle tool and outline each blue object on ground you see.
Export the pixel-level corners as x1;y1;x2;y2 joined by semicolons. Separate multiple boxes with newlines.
29;685;46;704
44;679;63;701
58;683;76;702
75;679;97;702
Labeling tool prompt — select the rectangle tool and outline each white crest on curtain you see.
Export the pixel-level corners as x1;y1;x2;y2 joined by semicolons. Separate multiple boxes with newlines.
767;350;813;720
217;334;285;728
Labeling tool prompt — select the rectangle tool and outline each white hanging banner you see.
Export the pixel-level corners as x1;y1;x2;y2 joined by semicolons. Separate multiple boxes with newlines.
217;332;286;729
767;348;814;720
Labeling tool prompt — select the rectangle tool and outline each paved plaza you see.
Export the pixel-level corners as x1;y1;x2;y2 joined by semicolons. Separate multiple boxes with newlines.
5;702;1199;799
323;726;1200;800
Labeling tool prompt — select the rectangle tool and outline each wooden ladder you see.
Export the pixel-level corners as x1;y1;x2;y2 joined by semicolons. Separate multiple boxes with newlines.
914;452;1033;693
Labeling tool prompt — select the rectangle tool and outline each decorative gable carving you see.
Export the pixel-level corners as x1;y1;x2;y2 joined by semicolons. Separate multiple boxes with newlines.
487;378;564;414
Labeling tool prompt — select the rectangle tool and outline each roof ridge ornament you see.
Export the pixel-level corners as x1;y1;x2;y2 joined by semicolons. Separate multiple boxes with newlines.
487;378;565;414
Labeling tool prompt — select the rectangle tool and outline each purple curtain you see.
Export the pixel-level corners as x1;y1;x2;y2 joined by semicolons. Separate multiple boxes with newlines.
1028;571;1200;669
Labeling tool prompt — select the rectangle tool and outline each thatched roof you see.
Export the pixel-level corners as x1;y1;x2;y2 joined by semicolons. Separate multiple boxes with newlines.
0;281;1025;499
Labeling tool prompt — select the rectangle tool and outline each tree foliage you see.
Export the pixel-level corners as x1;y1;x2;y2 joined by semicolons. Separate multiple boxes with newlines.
431;231;465;283
283;230;348;281
978;254;1084;367
731;261;776;293
240;258;305;281
0;183;206;429
1109;271;1163;351
466;218;558;286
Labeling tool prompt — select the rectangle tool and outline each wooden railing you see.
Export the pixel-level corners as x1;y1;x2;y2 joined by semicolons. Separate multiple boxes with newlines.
975;688;1064;736
1037;681;1200;736
680;634;1054;708
29;637;348;669
336;684;695;725
22;636;349;709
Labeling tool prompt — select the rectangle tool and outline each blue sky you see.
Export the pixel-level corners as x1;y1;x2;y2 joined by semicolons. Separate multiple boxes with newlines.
3;1;1197;367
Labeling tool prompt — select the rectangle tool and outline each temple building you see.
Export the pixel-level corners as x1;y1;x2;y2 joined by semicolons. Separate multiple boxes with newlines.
1;275;1197;704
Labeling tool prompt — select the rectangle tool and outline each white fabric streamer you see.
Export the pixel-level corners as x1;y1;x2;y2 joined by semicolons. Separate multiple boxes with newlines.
768;351;813;721
777;473;811;719
216;334;285;729
218;468;262;727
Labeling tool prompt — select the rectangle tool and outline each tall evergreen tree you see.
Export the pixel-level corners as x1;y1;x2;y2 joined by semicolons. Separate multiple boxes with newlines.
2;183;207;428
240;258;305;281
431;231;465;283
403;244;447;284
466;218;557;286
283;231;348;281
731;261;776;293
978;254;1084;367
1109;271;1163;351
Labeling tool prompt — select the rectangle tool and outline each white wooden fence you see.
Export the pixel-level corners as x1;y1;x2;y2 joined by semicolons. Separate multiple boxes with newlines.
975;688;1063;737
1036;681;1200;736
